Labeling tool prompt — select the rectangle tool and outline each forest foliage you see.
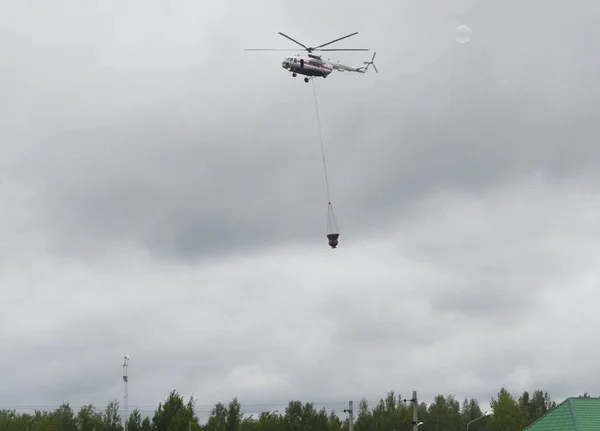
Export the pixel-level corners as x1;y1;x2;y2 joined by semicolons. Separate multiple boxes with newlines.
0;388;591;431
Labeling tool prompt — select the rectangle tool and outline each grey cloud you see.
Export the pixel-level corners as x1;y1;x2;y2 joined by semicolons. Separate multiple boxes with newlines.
2;187;600;412
4;0;598;263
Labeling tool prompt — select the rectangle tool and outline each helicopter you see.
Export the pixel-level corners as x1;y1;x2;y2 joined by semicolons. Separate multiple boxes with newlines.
245;32;378;83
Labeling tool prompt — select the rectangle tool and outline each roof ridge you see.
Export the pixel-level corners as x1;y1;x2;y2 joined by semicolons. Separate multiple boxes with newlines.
567;398;580;431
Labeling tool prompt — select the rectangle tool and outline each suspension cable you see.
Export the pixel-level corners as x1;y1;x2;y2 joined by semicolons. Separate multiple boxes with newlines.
311;79;331;204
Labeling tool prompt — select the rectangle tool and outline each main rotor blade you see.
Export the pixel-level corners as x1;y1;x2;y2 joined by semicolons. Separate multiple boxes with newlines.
245;49;304;51
278;32;309;50
314;32;359;49
316;48;369;51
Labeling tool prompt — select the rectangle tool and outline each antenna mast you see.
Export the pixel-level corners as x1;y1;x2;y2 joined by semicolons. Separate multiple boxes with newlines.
123;355;130;431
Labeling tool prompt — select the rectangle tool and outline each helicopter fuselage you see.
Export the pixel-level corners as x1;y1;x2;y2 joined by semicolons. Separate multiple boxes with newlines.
282;55;332;81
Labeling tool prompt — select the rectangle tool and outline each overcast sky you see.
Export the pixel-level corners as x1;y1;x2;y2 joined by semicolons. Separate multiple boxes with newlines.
1;0;599;422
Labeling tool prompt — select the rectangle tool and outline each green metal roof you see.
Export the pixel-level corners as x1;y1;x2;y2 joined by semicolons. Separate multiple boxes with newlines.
523;397;600;431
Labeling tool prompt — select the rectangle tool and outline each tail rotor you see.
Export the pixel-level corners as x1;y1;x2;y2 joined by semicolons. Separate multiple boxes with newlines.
363;52;378;73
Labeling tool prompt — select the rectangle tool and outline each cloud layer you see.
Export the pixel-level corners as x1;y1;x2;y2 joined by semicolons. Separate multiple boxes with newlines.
1;0;599;420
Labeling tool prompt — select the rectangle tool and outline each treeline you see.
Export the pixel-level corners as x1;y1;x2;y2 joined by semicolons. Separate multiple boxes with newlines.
0;388;592;431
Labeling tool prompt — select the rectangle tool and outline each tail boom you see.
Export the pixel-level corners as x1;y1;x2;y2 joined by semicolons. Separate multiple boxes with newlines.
332;52;378;74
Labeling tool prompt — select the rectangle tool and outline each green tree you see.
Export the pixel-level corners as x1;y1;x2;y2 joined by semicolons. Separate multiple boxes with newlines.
141;416;152;431
353;398;373;431
53;402;78;431
0;409;25;431
0;386;575;431
518;391;532;426
327;410;342;431
29;410;54;431
226;398;244;431
76;404;104;431
152;390;200;431
488;388;527;431
368;391;410;431
254;411;282;431
102;400;122;431
205;401;228;431
282;400;314;431
128;408;143;431
461;397;483;420
528;390;555;421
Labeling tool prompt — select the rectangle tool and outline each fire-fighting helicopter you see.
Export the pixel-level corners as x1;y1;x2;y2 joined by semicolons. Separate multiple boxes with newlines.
245;32;378;83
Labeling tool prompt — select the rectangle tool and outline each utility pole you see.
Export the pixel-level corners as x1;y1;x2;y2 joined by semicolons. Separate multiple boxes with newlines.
123;354;130;431
343;400;354;431
403;391;420;431
412;391;418;431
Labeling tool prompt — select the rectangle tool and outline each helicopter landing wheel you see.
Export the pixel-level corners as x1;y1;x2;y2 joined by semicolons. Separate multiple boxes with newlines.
304;77;309;83
292;73;297;77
